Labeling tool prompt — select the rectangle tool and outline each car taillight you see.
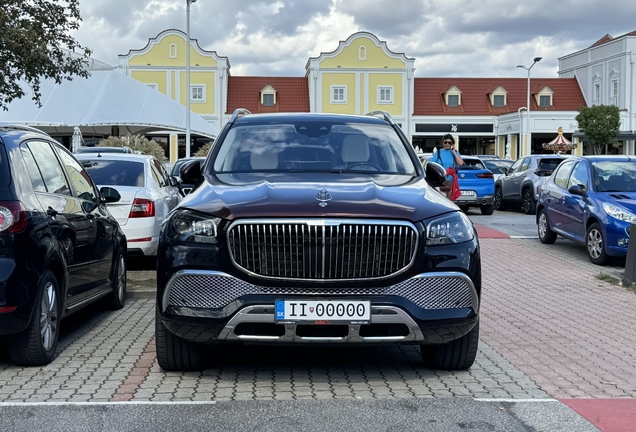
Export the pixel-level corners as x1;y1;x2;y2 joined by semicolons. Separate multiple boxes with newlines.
0;201;27;233
129;198;155;218
476;172;494;179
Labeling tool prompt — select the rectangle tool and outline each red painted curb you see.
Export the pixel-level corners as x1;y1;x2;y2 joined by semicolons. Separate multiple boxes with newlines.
472;223;510;239
560;399;636;432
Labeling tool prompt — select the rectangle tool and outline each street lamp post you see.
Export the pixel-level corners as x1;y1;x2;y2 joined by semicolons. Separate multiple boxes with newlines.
185;0;197;158
517;57;542;156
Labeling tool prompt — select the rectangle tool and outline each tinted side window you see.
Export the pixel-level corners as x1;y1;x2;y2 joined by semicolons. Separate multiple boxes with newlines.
149;162;164;187
538;158;563;171
0;143;9;188
508;159;522;174
81;160;145;187
520;158;531;171
27;141;71;196
567;162;589;190
152;159;170;186
20;145;47;192
56;147;99;203
553;161;575;189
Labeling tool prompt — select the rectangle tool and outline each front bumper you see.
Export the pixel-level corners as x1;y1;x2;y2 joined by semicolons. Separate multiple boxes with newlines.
158;270;479;345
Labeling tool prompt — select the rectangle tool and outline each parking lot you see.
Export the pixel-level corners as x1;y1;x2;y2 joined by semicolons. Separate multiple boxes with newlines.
1;211;633;404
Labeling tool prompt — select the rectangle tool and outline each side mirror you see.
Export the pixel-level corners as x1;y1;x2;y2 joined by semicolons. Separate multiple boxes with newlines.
499;167;508;175
100;186;121;203
568;184;586;197
426;161;446;188
180;160;201;185
170;175;182;187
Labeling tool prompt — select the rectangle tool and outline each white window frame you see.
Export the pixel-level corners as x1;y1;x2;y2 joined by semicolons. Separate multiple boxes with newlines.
447;94;460;107
538;95;551;108
611;79;619;106
359;46;366;61
445;86;462;107
262;93;275;106
593;82;601;105
169;43;177;59
377;86;394;104
190;84;206;103
330;85;347;104
493;94;505;107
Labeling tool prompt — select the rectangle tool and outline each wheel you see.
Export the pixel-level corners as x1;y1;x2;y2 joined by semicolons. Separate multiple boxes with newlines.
522;188;536;215
155;308;204;371
537;209;557;244
480;204;494;215
494;187;506;211
421;321;479;370
458;205;470;213
8;270;60;366
586;223;609;265
109;248;126;310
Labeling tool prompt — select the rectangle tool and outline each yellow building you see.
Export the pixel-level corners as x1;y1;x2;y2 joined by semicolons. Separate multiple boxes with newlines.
305;32;416;137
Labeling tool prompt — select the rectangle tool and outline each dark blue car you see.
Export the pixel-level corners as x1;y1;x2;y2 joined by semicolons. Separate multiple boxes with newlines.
536;155;636;265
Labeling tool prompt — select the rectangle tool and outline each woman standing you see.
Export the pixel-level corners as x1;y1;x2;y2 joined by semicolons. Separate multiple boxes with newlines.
432;134;464;198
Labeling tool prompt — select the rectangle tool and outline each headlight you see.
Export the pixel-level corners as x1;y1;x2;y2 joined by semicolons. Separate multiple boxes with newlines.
167;210;220;244
426;211;474;246
602;203;636;224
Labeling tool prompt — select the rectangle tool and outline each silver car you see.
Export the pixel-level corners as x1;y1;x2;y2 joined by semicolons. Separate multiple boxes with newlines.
494;155;566;215
76;153;182;256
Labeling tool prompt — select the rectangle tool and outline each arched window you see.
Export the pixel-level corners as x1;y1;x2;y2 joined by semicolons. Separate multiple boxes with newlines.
169;43;177;59
359;46;366;61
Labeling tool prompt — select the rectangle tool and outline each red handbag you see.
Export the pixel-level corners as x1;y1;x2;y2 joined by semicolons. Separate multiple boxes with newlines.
446;168;461;201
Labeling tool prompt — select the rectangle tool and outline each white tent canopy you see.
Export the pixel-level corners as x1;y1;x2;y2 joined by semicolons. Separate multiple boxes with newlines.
0;68;219;139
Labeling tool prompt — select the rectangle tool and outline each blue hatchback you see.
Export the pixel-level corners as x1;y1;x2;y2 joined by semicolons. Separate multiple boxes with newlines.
536;155;636;265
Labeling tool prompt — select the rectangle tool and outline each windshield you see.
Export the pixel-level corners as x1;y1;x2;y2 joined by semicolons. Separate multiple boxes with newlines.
81;160;145;187
458;159;486;170
538;158;563;171
212;121;416;175
593;161;636;192
484;160;513;172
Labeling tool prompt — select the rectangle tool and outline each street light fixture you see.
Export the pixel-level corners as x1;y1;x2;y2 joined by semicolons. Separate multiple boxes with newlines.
185;0;197;158
517;56;542;156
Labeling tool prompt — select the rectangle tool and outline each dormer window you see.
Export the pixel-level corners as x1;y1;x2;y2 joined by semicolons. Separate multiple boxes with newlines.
445;86;462;107
534;86;554;108
489;86;507;107
260;85;277;106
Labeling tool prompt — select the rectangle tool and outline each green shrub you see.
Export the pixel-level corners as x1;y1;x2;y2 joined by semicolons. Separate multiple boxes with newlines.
98;134;168;162
194;141;214;157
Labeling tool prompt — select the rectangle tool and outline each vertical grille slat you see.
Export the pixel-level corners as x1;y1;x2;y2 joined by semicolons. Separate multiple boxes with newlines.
228;220;417;280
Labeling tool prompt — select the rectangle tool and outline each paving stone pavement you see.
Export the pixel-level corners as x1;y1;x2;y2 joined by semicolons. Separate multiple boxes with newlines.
0;237;634;403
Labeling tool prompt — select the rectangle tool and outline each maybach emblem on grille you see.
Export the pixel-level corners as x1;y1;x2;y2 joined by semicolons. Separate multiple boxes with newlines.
315;188;332;207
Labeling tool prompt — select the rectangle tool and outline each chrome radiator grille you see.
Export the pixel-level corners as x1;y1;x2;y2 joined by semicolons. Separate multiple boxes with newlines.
227;219;418;280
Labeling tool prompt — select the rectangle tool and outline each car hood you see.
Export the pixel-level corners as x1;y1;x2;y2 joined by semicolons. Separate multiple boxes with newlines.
179;173;455;222
603;192;636;211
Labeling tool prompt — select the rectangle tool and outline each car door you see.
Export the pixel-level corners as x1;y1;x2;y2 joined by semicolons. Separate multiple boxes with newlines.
501;158;524;199
547;160;576;231
55;145;115;297
22;141;96;304
560;161;589;241
153;158;181;210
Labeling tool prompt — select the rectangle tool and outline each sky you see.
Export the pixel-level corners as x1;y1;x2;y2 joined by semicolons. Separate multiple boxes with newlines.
72;0;636;78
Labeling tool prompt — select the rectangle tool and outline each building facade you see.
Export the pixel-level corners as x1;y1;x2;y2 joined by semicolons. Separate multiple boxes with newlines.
119;30;634;162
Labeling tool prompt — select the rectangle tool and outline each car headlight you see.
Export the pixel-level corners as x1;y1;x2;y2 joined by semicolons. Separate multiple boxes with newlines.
167;210;220;244
426;211;475;246
602;203;636;224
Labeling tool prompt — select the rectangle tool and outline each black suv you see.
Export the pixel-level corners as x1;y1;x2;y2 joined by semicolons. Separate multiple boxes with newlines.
156;110;481;371
0;125;127;365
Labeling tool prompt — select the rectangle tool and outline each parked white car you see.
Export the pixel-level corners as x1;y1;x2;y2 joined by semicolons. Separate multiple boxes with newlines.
76;153;182;256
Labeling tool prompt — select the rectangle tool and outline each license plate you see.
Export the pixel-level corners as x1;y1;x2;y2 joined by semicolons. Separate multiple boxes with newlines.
460;190;475;196
275;300;371;325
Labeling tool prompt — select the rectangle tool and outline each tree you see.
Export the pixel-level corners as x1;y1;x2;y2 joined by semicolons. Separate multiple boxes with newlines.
575;105;621;154
99;134;168;162
0;0;92;110
194;141;214;157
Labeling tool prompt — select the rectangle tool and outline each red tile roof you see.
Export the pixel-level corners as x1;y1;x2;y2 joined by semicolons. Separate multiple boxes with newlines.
227;76;309;114
589;34;613;48
413;78;586;116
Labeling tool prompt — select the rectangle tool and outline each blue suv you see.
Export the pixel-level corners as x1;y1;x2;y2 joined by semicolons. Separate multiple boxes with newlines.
0;124;127;365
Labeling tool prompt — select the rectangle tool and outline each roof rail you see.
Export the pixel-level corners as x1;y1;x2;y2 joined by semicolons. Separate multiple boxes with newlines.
228;108;252;125
0;123;47;135
365;111;396;126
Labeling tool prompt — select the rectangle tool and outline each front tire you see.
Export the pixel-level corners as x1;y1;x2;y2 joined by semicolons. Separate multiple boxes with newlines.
458;205;470;213
421;321;479;370
155;308;204;371
8;270;60;366
538;209;557;244
109;248;127;310
494;187;506;211
586;222;609;265
522;188;536;215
